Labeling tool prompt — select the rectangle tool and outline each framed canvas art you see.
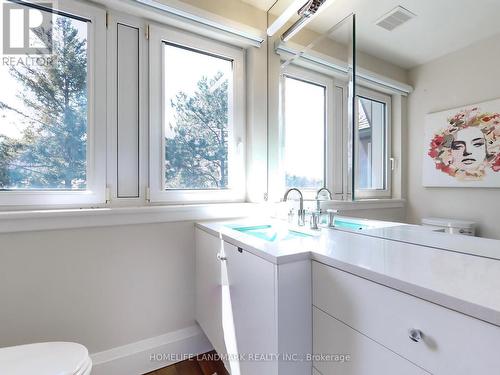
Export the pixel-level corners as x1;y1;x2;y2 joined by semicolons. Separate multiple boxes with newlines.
423;99;500;188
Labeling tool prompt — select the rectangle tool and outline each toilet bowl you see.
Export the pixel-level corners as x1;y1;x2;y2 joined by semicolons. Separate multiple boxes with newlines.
0;342;92;375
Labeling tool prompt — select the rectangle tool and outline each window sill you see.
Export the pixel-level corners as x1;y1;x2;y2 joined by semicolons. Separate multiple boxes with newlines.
321;198;406;211
0;199;405;234
0;203;264;234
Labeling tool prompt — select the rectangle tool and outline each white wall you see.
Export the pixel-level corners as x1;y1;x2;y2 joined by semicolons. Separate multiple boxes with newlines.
0;222;197;354
406;33;500;239
347;208;406;223
174;0;266;30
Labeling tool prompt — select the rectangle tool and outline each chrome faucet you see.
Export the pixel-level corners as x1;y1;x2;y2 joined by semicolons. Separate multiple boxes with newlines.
315;187;333;212
283;188;306;226
313;187;334;228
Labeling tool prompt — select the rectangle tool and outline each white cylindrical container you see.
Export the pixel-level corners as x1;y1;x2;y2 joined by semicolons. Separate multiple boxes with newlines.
421;217;476;236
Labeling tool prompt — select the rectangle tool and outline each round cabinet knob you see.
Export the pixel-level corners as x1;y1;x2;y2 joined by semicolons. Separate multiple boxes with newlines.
408;329;423;343
216;253;227;261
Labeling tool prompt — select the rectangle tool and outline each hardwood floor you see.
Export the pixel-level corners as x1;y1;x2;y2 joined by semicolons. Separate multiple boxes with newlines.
144;351;229;375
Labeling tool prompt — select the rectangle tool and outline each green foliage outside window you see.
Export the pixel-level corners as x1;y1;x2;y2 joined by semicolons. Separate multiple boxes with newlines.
165;71;229;190
0;17;87;190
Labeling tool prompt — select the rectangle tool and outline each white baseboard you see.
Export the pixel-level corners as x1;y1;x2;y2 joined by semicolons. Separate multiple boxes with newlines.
90;325;213;375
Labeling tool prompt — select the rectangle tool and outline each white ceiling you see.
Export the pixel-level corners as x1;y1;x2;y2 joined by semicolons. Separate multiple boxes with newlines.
242;0;500;69
240;0;276;10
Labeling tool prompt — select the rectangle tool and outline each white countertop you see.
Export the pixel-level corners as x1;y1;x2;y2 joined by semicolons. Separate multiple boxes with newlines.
353;225;500;260
196;218;500;327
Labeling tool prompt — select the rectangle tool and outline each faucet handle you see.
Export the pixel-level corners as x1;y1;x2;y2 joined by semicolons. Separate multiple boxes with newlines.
327;209;338;228
310;210;321;230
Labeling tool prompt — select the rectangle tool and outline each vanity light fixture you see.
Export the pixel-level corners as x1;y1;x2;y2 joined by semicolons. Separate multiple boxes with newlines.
280;0;336;42
267;0;307;37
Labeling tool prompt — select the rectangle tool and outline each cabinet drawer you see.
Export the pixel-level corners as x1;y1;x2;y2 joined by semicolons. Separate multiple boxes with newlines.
313;261;500;375
313;307;427;375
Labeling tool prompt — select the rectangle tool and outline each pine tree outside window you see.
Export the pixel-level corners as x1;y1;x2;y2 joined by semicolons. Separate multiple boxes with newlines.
149;26;245;203
163;43;232;191
0;0;106;206
0;14;88;191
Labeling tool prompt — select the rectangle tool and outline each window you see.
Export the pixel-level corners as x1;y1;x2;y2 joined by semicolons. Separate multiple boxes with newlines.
0;0;106;206
280;65;338;198
163;44;232;190
149;26;245;203
283;75;325;190
356;87;391;198
1;12;88;191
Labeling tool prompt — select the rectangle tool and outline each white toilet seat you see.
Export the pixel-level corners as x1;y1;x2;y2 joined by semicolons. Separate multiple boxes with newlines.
0;342;92;375
75;356;92;375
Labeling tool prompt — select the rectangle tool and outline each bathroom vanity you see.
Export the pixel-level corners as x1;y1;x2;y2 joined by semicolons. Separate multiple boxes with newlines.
195;219;500;375
195;227;312;374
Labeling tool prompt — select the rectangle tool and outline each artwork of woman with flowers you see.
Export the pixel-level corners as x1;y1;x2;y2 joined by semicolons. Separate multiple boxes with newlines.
424;102;500;187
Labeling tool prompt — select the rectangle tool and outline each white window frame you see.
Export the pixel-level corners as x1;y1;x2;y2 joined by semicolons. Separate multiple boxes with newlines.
148;24;246;204
355;86;392;199
105;11;148;206
0;0;106;207
279;65;338;199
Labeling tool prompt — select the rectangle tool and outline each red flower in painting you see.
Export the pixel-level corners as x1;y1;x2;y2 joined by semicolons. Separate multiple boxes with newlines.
492;155;500;172
428;149;438;158
435;163;445;171
430;135;444;149
435;162;455;176
428;135;444;159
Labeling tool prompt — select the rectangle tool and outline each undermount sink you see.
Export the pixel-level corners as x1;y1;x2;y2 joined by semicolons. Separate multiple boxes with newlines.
332;219;369;231
226;217;391;242
227;224;313;242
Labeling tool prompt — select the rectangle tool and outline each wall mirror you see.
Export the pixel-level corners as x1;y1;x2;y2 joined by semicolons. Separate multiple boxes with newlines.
266;0;356;204
268;0;500;239
352;0;500;241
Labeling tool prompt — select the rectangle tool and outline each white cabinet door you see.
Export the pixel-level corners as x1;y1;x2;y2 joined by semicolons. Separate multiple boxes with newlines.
224;241;278;375
313;307;428;375
195;229;226;359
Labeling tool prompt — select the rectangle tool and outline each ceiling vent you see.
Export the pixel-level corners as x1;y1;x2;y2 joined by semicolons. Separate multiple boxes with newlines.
375;6;416;31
